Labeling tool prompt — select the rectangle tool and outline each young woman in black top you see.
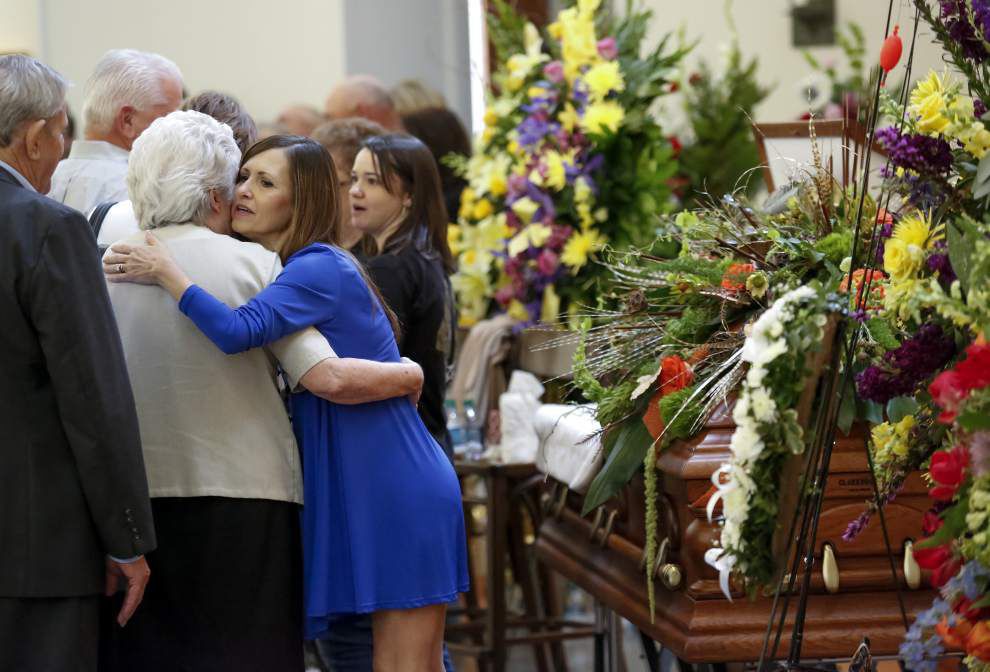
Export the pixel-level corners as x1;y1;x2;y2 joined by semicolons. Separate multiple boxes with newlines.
349;134;456;456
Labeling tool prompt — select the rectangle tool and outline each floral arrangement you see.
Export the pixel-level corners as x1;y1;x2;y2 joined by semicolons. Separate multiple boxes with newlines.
706;286;833;596
568;144;879;609
898;340;990;672
450;0;687;327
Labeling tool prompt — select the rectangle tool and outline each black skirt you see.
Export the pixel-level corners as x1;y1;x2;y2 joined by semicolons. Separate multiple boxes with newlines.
99;497;303;672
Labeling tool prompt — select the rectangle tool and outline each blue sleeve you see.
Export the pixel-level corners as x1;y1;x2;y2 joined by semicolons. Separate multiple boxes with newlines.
178;247;339;354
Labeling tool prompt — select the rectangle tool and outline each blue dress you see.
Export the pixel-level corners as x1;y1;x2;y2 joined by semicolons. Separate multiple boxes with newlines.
178;243;470;639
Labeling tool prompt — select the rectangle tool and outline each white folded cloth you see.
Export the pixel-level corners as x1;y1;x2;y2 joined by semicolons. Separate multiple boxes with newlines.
534;404;603;493
494;371;546;463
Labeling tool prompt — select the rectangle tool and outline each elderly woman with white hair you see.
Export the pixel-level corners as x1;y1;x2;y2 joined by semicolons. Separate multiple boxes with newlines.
48;48;183;214
99;110;425;672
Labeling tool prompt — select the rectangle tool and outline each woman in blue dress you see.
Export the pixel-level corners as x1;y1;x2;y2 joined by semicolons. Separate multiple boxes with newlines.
106;135;469;671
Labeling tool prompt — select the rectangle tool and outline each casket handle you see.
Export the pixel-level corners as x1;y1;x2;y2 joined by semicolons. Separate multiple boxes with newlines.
822;543;839;594
541;482;558;514
904;540;921;590
589;507;605;541
553;484;569;520
598;509;618;547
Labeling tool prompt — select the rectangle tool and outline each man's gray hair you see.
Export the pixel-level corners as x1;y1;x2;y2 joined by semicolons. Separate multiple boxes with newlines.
82;49;183;134
0;55;67;147
128;110;240;230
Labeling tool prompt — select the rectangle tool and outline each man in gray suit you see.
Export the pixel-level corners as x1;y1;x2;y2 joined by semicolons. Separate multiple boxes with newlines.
0;55;155;671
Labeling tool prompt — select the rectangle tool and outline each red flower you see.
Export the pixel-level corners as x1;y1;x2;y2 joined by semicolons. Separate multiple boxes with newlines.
922;510;944;536
913;541;951;570
668;136;682;156
658;356;694;397
957;343;990;392
929;445;970;501
955;597;990;622
720;263;755;292
930;343;990;424
933;557;964;589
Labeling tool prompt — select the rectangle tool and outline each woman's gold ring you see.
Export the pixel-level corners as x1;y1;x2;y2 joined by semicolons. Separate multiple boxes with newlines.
117;264;125;274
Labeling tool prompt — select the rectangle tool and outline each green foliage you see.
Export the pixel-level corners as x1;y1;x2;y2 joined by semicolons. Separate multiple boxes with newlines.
814;231;854;266
582;418;654;514
677;40;770;207
486;0;527;67
659;385;704;444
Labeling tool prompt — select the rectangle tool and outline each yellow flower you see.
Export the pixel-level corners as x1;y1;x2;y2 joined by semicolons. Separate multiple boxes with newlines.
507;299;532;322
584;61;624;101
476;213;511;250
540;283;561;323
484;108;498;127
458;188;476;221
528;85;548;100
909;72;950;136
489;174;507;197
883;238;924;282
547;21;563;40
574;176;592;204
544;151;567;191
472;198;494;221
511;196;540;223
556;0;601;81
892;211;944;249
528;168;544;188
507;139;522;157
559;103;580;133
448;224;462;254
452;268;493;327
581;101;625;135
507;224;553;257
481;127;495;144
561;227;607;270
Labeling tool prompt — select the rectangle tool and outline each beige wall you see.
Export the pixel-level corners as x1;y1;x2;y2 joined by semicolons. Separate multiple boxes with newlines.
1;0;42;55
38;0;346;125
638;0;946;123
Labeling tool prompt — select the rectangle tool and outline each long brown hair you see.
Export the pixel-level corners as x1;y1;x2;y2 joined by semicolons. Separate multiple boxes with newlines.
240;135;399;337
360;134;455;274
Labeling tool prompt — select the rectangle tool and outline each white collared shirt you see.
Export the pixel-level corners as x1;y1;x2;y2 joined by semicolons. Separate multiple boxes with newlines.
0;158;36;192
48;140;130;214
105;223;336;504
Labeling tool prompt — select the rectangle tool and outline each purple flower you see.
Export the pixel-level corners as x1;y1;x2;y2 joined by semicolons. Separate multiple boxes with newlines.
597;37;618;60
516;112;558;147
537;249;559;276
856;323;956;403
926;252;957;284
543;60;564;83
940;0;990;62
876;126;953;175
976;98;988;119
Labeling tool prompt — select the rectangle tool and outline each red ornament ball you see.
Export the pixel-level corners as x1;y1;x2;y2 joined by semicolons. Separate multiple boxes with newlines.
880;25;903;73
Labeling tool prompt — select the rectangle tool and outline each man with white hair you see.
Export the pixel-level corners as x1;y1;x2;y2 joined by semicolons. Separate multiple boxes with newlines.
324;74;404;131
48;48;183;214
0;54;155;671
99;109;423;671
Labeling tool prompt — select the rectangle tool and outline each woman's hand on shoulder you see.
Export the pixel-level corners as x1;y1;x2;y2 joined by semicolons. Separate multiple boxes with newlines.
104;232;192;300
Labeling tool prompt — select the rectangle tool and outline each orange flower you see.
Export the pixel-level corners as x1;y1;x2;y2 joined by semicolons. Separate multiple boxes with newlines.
658;356;694;396
720;263;755;292
936;615;972;650
839;268;886;310
686;344;711;366
965;620;990;661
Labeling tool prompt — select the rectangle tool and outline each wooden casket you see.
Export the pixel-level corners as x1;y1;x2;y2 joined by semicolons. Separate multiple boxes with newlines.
535;400;935;663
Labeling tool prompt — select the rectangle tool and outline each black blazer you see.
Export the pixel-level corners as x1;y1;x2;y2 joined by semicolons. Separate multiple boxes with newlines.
0;166;155;598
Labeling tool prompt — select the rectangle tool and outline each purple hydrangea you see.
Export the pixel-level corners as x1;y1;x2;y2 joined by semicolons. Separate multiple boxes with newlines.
926;240;957;284
856;323;957;403
876;126;953;175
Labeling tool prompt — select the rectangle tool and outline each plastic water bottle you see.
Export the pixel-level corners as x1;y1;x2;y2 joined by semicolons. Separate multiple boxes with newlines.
463;400;484;461
446;400;467;456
